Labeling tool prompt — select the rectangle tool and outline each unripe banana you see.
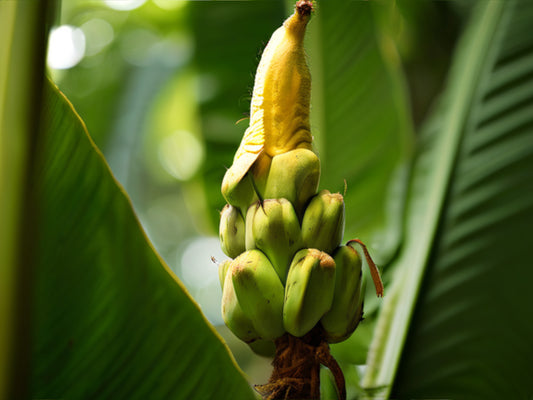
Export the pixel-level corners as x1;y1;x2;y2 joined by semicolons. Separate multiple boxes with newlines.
301;190;345;254
218;259;232;290
245;199;302;284
283;248;336;337
221;171;259;216
231;249;285;341
248;339;276;358
221;264;261;343
320;245;364;343
257;148;320;217
221;4;314;197
219;204;246;259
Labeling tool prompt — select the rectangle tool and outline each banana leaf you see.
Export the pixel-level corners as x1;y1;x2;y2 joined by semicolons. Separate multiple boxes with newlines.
30;80;255;400
363;1;533;398
1;1;255;397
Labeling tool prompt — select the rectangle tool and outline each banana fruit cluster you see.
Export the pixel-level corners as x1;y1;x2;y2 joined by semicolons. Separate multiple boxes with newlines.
218;1;382;354
219;185;371;347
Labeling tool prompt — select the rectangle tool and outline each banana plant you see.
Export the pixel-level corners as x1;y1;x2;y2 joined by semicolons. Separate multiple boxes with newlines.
2;1;533;400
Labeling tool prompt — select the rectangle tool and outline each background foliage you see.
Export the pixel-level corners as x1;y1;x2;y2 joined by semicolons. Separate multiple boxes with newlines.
2;0;533;399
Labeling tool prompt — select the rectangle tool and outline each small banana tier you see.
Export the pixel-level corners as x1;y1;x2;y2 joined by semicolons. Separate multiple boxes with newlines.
219;165;370;351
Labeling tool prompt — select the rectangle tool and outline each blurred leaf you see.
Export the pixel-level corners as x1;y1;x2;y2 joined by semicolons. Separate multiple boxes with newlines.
188;0;286;232
308;0;414;263
54;2;189;150
31;81;255;400
141;69;212;237
300;1;415;390
392;0;461;127
363;1;533;398
0;0;50;397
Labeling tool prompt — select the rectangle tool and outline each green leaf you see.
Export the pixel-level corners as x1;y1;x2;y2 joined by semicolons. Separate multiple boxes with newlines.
0;0;51;397
363;1;533;398
308;0;414;262
31;81;255;400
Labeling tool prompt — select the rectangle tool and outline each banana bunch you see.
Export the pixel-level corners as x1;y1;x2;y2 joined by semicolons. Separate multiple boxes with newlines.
218;0;383;355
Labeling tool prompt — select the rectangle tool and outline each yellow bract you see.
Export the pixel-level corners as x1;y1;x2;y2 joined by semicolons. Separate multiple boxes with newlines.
224;7;313;187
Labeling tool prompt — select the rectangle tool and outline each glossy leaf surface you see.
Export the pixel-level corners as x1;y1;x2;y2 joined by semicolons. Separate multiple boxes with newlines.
31;82;255;400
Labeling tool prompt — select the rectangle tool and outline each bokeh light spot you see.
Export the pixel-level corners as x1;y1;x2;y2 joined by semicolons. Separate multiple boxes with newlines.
81;18;114;57
104;0;147;11
158;130;204;181
196;73;219;103
153;0;187;11
119;29;159;66
47;25;86;70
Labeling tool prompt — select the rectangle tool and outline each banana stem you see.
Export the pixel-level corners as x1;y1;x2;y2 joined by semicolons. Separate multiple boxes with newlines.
255;326;346;400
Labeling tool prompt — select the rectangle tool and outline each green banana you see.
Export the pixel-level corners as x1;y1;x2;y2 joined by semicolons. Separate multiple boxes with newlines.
221;263;261;343
283;248;336;337
301;189;345;254
219;204;246;259
248;339;276;358
245;199;302;284
320;245;364;343
218;259;232;290
231;249;286;341
258;148;320;217
221;171;259;216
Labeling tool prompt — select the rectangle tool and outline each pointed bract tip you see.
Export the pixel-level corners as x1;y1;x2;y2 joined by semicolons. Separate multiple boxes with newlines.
296;0;313;16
